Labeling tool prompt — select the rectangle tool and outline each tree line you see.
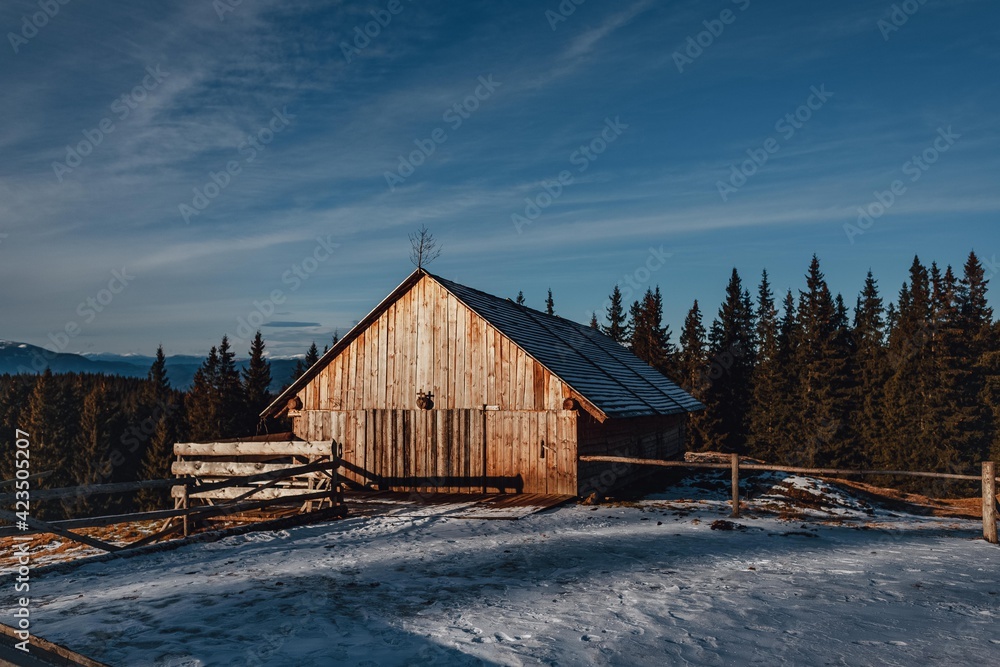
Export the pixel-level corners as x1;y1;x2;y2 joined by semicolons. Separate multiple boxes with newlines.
1;251;996;517
585;251;998;481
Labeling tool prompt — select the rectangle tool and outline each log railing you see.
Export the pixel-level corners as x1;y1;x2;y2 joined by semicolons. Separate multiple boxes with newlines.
579;455;1000;544
0;450;346;554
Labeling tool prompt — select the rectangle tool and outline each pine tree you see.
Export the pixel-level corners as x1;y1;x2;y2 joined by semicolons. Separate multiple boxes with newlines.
702;269;756;453
545;289;555;316
853;271;887;462
589;313;599;330
186;346;220;441
243;331;272;434
628;287;677;379
602;286;629;344
291;341;321;382
981;322;1000;462
134;346;184;510
678;300;709;450
145;346;170;406
515;291;526;307
789;256;854;467
0;377;34;481
73;382;123;514
215;336;244;438
879;257;948;474
25;370;79;516
937;254;994;467
748;270;788;461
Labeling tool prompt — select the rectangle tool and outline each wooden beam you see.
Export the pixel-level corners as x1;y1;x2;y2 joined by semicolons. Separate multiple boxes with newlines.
0;509;120;553
577;456;994;482
0;507;192;538
984;461;998;545
173;440;331;457
171;461;321;477
0;477;193;505
171;486;332;501
731;452;740;518
177;460;337;496
0;623;109;666
0;469;53;488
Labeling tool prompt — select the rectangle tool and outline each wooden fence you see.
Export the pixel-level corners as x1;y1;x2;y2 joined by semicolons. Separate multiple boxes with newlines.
0;443;346;555
579;455;1000;544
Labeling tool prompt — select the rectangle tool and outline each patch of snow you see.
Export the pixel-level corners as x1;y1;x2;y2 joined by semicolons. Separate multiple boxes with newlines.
4;482;998;665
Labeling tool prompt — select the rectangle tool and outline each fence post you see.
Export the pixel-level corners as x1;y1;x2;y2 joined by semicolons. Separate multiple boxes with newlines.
181;485;190;538
731;453;740;518
984;461;998;545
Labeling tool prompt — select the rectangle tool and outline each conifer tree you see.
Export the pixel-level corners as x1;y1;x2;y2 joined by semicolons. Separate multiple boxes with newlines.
545;289;555;316
243;331;273;434
25;370;79;515
515;291;526;306
603;286;629;344
748;270;787;461
137;350;181;510
215;336;244;438
879;257;948;473
629;288;677;379
186;346;219;441
0;377;34;481
291;341;321;381
74;382;122;514
852;271;887;461
678;300;709;450
702;269;756;453
589;313;599;330
789;256;854;467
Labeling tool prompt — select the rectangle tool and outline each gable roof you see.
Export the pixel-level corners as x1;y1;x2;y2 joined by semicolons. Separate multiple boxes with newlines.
264;269;704;420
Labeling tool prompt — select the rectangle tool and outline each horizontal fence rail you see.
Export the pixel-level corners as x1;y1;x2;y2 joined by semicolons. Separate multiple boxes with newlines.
580;454;1000;544
0;458;345;553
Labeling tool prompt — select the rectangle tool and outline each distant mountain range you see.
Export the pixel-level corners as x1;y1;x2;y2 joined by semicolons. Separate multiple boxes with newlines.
0;341;301;391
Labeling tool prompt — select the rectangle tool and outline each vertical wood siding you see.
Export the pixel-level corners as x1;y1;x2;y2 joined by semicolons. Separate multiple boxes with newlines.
296;276;576;412
296;408;577;495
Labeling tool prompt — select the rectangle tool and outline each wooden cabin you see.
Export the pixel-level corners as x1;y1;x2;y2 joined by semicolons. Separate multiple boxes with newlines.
263;270;704;497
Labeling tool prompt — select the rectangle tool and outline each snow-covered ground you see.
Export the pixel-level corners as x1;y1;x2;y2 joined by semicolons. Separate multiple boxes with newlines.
7;474;1000;666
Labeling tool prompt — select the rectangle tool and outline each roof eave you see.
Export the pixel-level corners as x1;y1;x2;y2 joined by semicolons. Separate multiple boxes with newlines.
260;268;427;418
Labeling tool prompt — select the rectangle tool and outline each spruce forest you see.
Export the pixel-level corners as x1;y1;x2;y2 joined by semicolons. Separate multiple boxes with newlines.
2;252;997;517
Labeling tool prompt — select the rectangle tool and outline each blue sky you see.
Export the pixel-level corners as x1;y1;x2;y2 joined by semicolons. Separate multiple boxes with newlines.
1;0;997;357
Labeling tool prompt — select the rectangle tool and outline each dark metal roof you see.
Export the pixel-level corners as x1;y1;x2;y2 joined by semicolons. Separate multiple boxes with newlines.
264;269;704;419
431;274;704;419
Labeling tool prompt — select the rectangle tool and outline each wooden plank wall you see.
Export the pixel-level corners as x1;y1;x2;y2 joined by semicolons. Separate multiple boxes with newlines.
296;276;576;413
297;409;577;495
576;413;687;497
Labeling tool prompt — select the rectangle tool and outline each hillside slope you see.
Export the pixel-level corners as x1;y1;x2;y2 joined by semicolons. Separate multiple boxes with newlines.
5;473;998;666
